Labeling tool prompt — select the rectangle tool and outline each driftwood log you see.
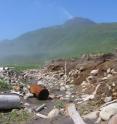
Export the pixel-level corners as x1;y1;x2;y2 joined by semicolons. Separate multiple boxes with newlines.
67;103;86;124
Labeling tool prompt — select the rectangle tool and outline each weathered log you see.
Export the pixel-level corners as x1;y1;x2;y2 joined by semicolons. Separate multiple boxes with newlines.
0;95;21;109
67;103;86;124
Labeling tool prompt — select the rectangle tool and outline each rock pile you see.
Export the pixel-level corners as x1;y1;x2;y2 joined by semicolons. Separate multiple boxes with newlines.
22;53;117;106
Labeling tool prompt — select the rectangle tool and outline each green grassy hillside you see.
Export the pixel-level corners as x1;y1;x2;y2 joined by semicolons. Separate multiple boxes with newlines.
0;17;117;64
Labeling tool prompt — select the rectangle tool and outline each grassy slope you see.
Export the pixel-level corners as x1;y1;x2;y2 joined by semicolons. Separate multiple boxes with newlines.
0;18;117;64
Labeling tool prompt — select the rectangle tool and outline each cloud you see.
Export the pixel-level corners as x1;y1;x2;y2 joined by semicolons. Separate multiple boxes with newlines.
60;7;73;19
42;0;73;19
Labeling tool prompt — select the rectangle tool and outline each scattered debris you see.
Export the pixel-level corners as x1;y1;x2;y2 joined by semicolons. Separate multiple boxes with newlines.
36;113;48;119
36;107;60;120
35;104;46;112
0;53;117;123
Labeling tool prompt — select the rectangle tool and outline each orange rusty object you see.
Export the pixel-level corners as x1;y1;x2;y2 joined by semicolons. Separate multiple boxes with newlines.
29;84;49;100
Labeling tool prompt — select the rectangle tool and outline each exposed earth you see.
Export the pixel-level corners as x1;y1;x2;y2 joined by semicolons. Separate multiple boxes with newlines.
1;52;117;124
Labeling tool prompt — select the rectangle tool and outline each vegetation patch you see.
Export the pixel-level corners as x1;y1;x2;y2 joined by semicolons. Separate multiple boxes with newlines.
0;79;11;91
0;109;32;124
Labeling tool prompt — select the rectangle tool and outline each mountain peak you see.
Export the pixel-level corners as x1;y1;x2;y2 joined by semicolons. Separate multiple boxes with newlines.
65;17;96;25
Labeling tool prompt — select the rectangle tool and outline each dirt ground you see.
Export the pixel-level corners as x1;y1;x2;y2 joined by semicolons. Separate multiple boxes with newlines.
26;98;107;124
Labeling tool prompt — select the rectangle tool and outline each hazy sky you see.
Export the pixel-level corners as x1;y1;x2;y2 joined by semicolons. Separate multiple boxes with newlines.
0;0;117;40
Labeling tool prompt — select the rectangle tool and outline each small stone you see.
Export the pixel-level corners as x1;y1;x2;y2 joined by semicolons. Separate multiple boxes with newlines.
47;108;59;119
24;92;33;100
107;68;111;74
81;81;87;86
90;69;99;76
61;97;70;101
24;108;32;113
60;87;66;91
69;84;75;88
111;69;117;74
37;81;44;85
104;96;112;103
24;103;30;107
107;74;113;78
49;94;56;99
112;82;116;87
60;82;64;86
65;94;71;99
79;66;85;71
82;85;86;88
101;77;108;80
66;91;72;95
71;95;75;98
65;85;70;89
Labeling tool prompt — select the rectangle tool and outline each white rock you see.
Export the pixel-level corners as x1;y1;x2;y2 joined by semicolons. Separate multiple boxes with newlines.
65;85;70;89
61;97;70;101
82;85;86;88
37;81;44;85
104;96;112;103
48;108;59;120
4;67;9;70
111;69;117;74
71;95;75;98
66;91;72;95
87;75;94;80
101;77;108;80
99;103;117;121
60;87;66;91
107;74;113;78
0;67;4;72
81;81;87;86
82;88;87;92
60;82;64;86
24;108;32;113
107;68;111;74
90;69;99;75
112;82;116;87
24;103;30;107
79;66;85;71
65;94;71;98
49;94;55;99
24;92;33;100
69;84;75;88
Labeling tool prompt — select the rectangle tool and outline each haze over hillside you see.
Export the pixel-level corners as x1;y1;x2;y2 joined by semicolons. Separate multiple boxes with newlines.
0;17;117;64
